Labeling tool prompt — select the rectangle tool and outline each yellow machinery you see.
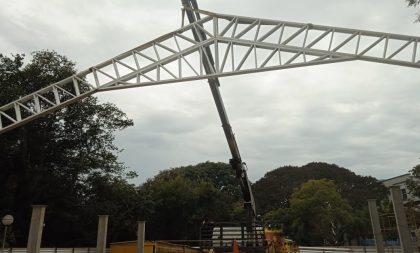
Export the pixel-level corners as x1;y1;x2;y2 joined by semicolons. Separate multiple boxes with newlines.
264;229;299;253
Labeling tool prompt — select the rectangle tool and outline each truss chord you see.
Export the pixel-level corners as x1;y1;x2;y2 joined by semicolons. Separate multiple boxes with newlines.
100;57;356;92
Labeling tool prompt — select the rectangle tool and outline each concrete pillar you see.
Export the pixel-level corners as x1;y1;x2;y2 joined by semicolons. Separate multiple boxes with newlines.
137;221;145;253
27;205;47;253
368;199;385;253
96;215;109;253
390;186;413;253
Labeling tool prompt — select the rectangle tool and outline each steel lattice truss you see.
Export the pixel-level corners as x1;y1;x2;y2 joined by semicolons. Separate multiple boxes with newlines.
1;8;420;134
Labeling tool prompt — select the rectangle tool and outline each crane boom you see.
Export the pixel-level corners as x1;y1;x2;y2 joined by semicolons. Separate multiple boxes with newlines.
181;0;257;226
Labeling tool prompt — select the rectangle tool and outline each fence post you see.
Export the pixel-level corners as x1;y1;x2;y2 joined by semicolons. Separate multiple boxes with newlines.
390;186;414;253
27;205;47;253
96;215;109;253
137;221;146;253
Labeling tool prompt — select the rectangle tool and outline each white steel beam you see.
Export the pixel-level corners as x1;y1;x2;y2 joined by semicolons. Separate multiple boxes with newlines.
0;9;419;134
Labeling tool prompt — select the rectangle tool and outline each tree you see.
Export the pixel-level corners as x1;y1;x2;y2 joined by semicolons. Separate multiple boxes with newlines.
253;162;387;214
407;164;420;197
0;51;134;246
287;179;353;246
406;0;420;22
137;162;244;240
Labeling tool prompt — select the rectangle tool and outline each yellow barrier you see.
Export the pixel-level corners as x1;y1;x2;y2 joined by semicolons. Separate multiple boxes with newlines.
110;241;201;253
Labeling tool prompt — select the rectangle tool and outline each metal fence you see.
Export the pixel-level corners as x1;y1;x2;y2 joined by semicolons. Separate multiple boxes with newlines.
299;246;419;253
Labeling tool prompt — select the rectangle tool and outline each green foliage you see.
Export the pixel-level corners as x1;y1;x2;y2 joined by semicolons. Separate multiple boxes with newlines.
407;0;420;6
284;179;353;246
255;163;386;245
407;164;420;197
0;51;134;246
253;162;387;214
137;162;243;240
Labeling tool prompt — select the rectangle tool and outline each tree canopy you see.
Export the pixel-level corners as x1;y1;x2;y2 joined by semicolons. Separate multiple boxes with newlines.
0;51;134;246
407;164;420;198
287;179;353;246
137;161;245;240
406;0;420;21
253;162;387;214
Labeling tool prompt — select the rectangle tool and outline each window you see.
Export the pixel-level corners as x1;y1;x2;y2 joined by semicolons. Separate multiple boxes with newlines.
402;188;408;201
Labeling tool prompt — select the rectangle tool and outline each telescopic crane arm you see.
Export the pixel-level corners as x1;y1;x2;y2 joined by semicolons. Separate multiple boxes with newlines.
181;0;257;225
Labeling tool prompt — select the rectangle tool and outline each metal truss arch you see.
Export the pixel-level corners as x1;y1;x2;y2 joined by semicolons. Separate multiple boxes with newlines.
0;8;419;134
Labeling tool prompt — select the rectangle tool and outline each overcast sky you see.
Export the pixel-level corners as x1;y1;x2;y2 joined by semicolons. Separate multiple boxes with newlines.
1;0;419;184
